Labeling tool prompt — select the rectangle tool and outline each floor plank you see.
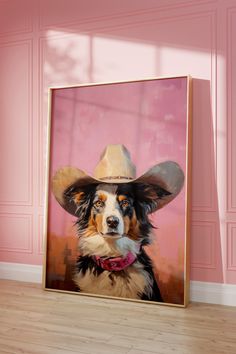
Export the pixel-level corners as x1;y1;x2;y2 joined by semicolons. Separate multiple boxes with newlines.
0;280;236;354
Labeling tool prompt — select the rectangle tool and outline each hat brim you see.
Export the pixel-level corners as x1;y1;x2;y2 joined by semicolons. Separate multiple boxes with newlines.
52;161;184;215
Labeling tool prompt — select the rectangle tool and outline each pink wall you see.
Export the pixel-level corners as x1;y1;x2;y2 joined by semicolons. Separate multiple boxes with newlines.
0;0;236;285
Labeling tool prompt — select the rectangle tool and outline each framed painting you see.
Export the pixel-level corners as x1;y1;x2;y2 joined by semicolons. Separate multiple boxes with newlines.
44;76;192;307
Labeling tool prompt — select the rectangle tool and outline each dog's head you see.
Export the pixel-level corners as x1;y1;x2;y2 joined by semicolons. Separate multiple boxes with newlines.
63;182;171;257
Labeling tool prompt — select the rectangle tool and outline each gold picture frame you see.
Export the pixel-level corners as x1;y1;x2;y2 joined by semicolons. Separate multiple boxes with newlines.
43;75;192;307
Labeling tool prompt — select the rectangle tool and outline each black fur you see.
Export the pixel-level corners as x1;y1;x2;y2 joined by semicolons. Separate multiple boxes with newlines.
137;247;163;301
64;183;98;232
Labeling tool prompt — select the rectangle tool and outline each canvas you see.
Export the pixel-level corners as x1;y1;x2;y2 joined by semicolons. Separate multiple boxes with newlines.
44;76;192;307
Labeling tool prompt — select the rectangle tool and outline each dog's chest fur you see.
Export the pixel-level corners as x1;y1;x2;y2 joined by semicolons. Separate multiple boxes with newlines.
74;261;153;299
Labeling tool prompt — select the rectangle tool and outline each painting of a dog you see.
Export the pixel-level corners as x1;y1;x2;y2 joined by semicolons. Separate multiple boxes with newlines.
51;144;184;302
44;76;191;306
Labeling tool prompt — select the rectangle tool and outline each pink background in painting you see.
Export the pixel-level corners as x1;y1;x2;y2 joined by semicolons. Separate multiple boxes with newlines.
0;0;236;286
48;78;187;274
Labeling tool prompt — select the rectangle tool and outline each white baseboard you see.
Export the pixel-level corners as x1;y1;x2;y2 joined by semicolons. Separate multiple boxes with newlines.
0;262;42;283
190;280;236;306
0;262;236;306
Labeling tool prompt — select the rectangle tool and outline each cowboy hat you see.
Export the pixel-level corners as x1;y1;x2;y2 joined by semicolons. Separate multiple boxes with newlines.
52;144;185;215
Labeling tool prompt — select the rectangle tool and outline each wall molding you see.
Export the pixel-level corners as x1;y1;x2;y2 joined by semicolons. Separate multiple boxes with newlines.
0;262;236;306
38;214;45;255
227;7;236;212
39;0;217;31
227;222;236;271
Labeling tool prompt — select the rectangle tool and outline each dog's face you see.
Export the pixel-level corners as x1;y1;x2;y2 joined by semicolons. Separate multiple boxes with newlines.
64;182;171;257
90;184;137;239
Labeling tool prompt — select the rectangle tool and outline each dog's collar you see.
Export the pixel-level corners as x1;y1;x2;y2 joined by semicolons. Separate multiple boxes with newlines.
93;252;137;271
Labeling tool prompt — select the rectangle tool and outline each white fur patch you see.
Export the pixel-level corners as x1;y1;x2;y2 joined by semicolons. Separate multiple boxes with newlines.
96;184;124;235
116;236;140;256
79;234;118;257
79;233;140;257
74;262;153;299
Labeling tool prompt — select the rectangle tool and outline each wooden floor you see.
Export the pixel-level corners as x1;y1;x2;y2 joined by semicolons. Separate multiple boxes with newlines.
0;280;236;354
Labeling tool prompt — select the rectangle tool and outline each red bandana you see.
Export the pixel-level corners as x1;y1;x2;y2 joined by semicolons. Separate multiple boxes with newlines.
93;251;137;271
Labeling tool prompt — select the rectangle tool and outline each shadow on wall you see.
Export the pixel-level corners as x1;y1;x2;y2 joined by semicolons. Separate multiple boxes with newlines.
190;79;223;284
150;79;224;299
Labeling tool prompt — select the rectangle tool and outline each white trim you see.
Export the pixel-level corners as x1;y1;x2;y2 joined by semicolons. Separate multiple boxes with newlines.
0;262;42;283
190;280;236;306
0;262;236;306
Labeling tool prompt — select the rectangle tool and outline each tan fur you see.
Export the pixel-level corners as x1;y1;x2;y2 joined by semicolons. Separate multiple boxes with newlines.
83;213;105;238
74;262;153;299
97;193;107;202
118;195;128;202
74;192;84;204
123;215;130;234
123;212;138;239
83;216;97;237
94;214;103;235
127;213;139;241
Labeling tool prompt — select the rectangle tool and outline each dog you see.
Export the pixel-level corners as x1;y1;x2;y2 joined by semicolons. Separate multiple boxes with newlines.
62;181;173;302
52;144;184;302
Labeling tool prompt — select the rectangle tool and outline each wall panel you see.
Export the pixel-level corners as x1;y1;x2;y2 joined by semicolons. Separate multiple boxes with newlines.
0;214;32;253
0;40;33;206
227;223;236;271
191;222;216;269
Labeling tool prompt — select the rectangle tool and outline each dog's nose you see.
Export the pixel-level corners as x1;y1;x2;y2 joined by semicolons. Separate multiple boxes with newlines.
106;216;119;229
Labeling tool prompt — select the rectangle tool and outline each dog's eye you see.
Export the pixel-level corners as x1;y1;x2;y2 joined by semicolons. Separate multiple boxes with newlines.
94;200;104;208
120;199;130;207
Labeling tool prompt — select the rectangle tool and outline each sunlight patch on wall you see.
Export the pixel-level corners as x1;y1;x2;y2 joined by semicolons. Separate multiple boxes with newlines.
44;30;91;86
92;36;157;82
159;46;211;78
45;30;157;85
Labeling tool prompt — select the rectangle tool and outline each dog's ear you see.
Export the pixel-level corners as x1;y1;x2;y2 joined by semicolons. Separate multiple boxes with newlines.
63;183;97;217
134;183;172;215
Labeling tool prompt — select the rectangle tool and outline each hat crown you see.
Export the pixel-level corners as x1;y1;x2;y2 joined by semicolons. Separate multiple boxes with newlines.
94;144;136;181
